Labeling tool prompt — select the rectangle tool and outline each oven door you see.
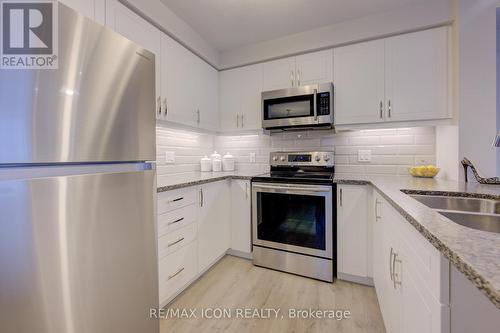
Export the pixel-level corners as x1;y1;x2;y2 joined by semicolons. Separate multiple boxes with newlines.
262;85;319;129
252;182;333;259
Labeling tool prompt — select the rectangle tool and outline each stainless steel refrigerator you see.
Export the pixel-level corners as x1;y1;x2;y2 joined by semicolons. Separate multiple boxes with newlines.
0;3;158;333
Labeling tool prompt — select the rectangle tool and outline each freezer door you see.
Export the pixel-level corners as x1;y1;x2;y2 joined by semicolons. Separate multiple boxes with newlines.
0;170;158;333
0;3;155;164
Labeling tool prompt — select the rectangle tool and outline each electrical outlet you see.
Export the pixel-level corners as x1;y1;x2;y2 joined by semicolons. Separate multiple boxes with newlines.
165;151;175;164
358;150;372;162
249;152;256;163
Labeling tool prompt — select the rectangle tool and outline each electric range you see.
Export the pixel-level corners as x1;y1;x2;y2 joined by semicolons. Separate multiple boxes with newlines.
251;151;336;282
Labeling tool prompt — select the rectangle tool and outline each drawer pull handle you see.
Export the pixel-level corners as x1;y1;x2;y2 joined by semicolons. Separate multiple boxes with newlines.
167;267;185;280
167;237;185;247
168;217;184;226
172;197;184;202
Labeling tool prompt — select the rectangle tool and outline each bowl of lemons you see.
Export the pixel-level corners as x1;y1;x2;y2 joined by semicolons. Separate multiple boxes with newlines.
409;165;440;178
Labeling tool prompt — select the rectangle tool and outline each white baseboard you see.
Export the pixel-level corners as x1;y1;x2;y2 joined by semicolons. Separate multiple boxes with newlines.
226;248;252;260
337;272;374;286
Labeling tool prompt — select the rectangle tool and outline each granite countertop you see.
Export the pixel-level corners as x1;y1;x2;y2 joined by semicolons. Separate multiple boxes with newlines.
335;174;500;309
157;171;500;308
157;171;265;192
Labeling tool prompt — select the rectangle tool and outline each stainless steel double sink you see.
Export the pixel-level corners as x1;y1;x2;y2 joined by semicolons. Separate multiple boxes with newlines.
407;194;500;233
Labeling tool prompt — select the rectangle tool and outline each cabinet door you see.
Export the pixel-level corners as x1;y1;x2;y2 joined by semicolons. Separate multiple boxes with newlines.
197;59;219;131
399;242;446;333
230;180;252;254
59;0;95;19
220;64;263;132
198;181;231;272
372;193;384;290
373;192;402;333
295;49;333;86
337;185;368;278
106;0;161;116
385;27;450;122
219;68;241;131
160;34;198;126
262;57;296;91
334;40;385;125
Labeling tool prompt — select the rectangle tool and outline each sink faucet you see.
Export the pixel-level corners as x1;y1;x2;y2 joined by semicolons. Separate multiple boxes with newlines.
461;158;500;184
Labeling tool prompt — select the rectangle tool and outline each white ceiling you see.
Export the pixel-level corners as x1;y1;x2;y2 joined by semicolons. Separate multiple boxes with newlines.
160;0;425;51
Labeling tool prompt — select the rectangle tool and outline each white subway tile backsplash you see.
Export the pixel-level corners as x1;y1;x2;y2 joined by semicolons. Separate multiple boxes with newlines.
347;136;380;145
379;135;414;145
156;124;436;177
398;145;435;155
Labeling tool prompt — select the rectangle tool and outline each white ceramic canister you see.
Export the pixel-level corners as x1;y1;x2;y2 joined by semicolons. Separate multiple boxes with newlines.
222;152;235;171
210;151;221;161
210;151;222;172
212;158;222;172
200;156;212;172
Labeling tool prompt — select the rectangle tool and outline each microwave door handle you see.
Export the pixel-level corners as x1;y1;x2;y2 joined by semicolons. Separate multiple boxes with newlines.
313;88;318;122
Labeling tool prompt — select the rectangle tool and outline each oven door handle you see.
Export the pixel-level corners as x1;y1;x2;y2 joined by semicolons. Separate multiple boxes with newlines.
253;184;331;193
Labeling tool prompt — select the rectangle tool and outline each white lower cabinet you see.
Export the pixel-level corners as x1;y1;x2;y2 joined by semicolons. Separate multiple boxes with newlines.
372;191;450;333
337;185;370;282
157;180;231;306
230;180;252;255
197;181;231;273
158;241;198;304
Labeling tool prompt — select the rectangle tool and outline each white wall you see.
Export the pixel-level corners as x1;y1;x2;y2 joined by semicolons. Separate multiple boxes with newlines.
436;125;460;180
156;125;436;177
219;0;451;69
121;0;219;67
456;0;500;178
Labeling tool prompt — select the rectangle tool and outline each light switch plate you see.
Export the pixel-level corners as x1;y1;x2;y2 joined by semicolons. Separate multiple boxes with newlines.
249;152;256;163
165;151;175;164
358;150;372;162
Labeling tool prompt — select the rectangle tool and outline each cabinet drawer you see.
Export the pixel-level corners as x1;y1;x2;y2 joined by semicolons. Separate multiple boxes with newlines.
158;204;197;237
157;187;198;214
158;222;197;259
158;241;197;304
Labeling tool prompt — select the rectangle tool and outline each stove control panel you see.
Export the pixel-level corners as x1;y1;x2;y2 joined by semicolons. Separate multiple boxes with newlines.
270;151;335;167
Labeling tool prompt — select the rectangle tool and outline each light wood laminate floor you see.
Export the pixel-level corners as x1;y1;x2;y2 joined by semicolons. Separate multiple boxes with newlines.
161;255;385;333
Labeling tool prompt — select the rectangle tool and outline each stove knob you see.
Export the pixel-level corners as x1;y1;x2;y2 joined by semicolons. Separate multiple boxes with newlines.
323;154;331;162
280;156;286;162
315;155;321;162
272;156;278;162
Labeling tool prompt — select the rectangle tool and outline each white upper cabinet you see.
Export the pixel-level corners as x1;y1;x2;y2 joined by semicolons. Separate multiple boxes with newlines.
262;50;333;91
334;40;385;125
160;34;197;126
334;27;451;126
161;34;219;130
262;57;296;91
105;0;161;117
219;64;263;132
295;49;333;86
197;58;220;131
385;27;450;122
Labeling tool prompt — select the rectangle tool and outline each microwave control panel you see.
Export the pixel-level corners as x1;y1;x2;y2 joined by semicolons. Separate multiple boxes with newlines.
317;92;331;116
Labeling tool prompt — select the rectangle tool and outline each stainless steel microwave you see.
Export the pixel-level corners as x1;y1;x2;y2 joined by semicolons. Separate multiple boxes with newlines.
262;83;334;130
